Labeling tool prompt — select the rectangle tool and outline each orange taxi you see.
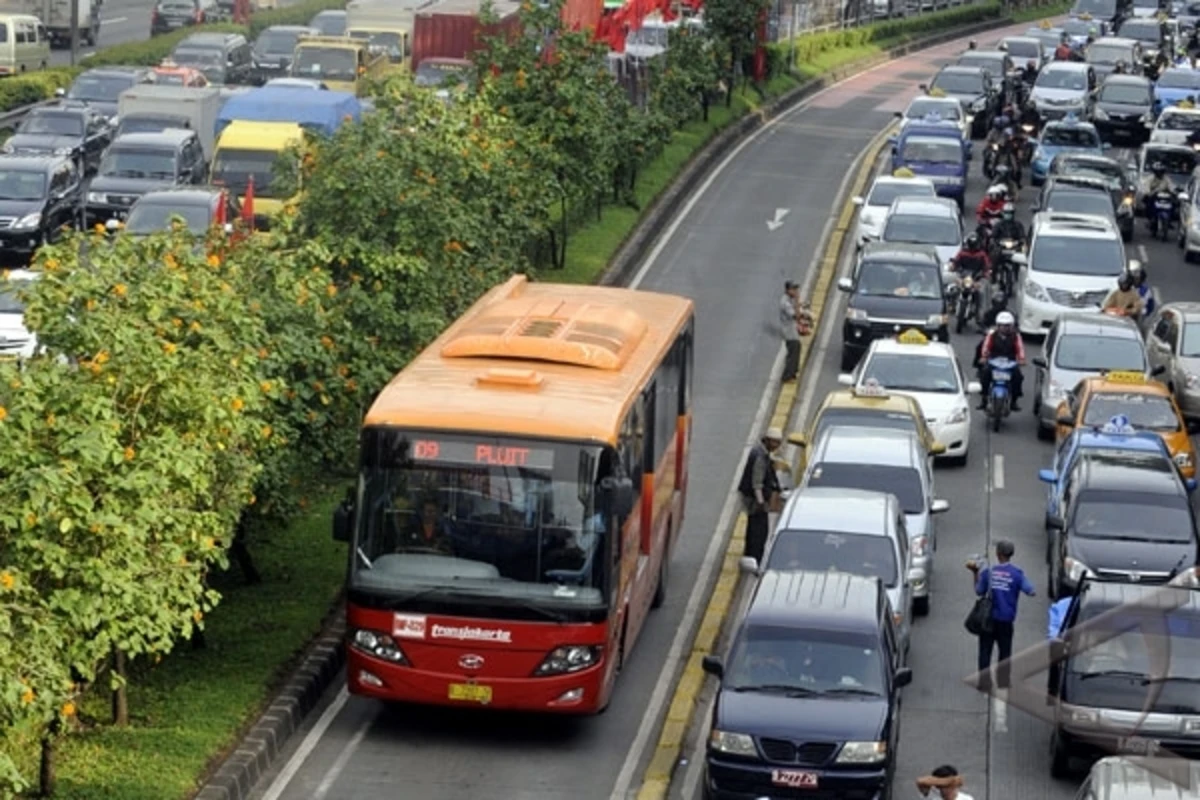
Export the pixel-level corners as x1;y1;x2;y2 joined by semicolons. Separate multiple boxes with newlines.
1054;370;1198;479
151;61;209;87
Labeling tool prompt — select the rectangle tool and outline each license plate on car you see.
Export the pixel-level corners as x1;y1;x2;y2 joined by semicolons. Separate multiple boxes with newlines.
771;770;818;788
447;683;492;704
1118;736;1161;755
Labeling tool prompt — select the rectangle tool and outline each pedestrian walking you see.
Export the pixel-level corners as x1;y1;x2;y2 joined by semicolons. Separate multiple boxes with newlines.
967;540;1035;732
738;427;783;562
916;765;974;800
780;281;811;382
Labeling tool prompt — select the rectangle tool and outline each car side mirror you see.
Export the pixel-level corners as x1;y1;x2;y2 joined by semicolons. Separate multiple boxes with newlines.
332;495;354;542
894;667;914;688
837;277;854;292
1047;513;1065;530
1039;468;1056;484
931;498;950;514
739;556;760;575
787;432;807;448
967;381;982;394
1033;356;1048;368
1152;364;1166;376
836;373;854;386
601;476;635;520
852;196;865;206
701;655;724;679
893;110;902;118
54;87;65;97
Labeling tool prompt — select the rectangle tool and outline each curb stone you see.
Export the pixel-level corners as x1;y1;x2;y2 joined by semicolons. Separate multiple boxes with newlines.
195;13;1047;800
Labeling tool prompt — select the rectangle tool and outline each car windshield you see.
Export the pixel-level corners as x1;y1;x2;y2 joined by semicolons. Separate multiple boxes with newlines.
1083;392;1181;430
153;72;192;86
905;98;962;121
172;47;223;67
1144;148;1198;176
1042;126;1100;147
255;29;301;55
1031;235;1124;275
1070;612;1200;685
1055;334;1147;370
18;112;83;137
1063;19;1099;35
766;531;899;587
124;201;211;234
932;72;984;94
855;262;942;299
1158;111;1200;131
1157;70;1200;89
861;353;959;393
211;148;293;198
67;73;132;102
867;181;935;208
1119;22;1162;43
883;213;960;246
1060;160;1124;184
1073;491;1193;541
311;12;346;35
1044;190;1114;217
813;410;919;442
293;46;357;80
1005;39;1042;58
415;62;469;88
117;116;189;136
0;280;30;314
349;430;608;607
725;626;886;696
1087;43;1131;63
0;170;46;201
1073;0;1116;14
1100;83;1152;104
99;148;178;180
1180;322;1200;356
958;55;1003;74
806;463;925;514
900;137;962;165
1038;69;1089;90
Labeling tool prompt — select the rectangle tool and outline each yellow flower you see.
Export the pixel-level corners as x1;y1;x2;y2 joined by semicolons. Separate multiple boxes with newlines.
259;380;272;393
88;362;101;376
45;413;55;427
24;512;35;527
112;283;127;298
164;253;177;269
20;687;34;705
123;446;135;461
260;425;272;439
231;397;244;412
319;393;331;406
193;610;203;623
172;317;183;328
325;284;338;298
0;571;13;590
444;240;464;253
203;536;216;549
42;258;59;272
189;321;201;333
94;350;109;365
93;223;105;234
257;347;269;359
345;379;358;392
61;701;76;717
162;342;177;355
313;380;325;391
7;378;18;389
89;523;100;533
206;253;221;268
0;406;9;422
320;336;334;350
85;298;96;311
336;364;349;378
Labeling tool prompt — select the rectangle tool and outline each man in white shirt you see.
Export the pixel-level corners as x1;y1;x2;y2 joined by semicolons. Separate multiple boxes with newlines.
780;281;803;381
916;765;975;800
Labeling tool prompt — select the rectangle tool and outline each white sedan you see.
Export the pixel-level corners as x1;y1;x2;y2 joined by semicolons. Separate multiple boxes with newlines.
838;329;981;464
852;174;938;249
1149;106;1200;146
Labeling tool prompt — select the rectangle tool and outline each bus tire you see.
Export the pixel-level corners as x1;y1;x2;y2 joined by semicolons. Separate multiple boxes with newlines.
651;552;668;609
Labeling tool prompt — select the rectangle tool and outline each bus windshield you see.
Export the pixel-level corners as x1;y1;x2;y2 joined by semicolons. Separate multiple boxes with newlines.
350;429;610;608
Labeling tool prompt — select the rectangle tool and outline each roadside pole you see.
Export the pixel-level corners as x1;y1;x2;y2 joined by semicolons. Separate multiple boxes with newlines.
69;0;79;66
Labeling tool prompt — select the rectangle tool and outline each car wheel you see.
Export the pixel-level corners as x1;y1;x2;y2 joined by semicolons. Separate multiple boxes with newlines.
840;347;858;372
946;450;968;467
913;595;930;617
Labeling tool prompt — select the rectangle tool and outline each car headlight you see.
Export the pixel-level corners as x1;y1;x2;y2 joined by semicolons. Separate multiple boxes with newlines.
13;213;40;230
1033;147;1045;162
1185;717;1200;732
945;406;969;425
1062;703;1099;725
911;534;929;557
1094;107;1109;120
0;143;11;154
1141;112;1154;123
86;192;106;204
971;98;987;112
1064;556;1094;583
1046;380;1066;402
1185;373;1200;389
1176;452;1193;468
533;645;602;676
836;741;887;764
349;628;407;664
846;308;868;321
709;729;757;757
926;313;947;328
1024;279;1051;303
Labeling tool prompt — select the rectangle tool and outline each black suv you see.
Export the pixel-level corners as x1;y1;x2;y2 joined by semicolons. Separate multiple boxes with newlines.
60;67;152;120
1116;17;1171;64
251;25;316;84
701;570;911;800
954;50;1015;103
2;103;112;175
120;186;240;236
926;65;1002;138
1048;448;1199;599
1036;174;1135;239
0;155;82;260
1049;578;1200;776
171;32;253;86
151;0;221;36
1093;74;1155;143
838;243;949;370
84;129;208;226
1048;153;1137;235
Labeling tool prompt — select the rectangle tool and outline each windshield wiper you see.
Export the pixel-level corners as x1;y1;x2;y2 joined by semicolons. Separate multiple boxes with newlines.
1079;669;1146;680
729;684;820;696
817;686;884;697
1143;675;1200;685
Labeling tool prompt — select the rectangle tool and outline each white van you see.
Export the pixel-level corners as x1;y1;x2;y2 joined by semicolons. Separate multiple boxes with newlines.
0;14;49;75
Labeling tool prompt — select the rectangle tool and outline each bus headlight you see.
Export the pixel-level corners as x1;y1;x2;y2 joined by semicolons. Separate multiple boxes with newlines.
534;645;602;676
350;628;407;664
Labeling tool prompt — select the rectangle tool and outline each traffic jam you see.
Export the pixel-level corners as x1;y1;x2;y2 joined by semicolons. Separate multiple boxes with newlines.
699;3;1200;799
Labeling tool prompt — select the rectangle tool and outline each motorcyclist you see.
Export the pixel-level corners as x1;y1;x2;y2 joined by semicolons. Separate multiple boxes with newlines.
976;184;1007;225
996;136;1022;190
1018;99;1041;135
1112;59;1128;75
1129;262;1156;316
985;113;1012;149
1102;272;1145;317
980;291;1010;328
968;39;977;50
1143;161;1175;217
1055;33;1079;61
992;202;1026;246
977;311;1026;411
950;232;991;323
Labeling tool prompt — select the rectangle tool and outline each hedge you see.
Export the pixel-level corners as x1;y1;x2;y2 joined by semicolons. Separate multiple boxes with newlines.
0;68;79;120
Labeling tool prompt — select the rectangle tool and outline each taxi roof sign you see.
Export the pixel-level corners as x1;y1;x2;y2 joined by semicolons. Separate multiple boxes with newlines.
1076;11;1092;19
897;329;929;345
928;87;946;97
1039;18;1052;29
856;378;889;398
1103;370;1146;384
1100;415;1136;434
893;167;916;178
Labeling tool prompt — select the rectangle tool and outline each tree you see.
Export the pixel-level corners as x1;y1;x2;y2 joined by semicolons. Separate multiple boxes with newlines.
703;0;772;105
650;25;723;129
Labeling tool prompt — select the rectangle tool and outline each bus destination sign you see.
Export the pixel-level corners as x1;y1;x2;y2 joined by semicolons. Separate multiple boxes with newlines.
410;439;556;470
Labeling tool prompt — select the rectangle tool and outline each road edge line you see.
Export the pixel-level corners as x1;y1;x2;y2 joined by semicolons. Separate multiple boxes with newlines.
633;126;893;800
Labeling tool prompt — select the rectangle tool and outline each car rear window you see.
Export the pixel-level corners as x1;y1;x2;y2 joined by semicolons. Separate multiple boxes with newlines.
806;463;924;514
767;531;899;587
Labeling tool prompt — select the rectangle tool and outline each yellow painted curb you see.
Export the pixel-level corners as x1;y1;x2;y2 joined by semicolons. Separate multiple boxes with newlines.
634;129;892;800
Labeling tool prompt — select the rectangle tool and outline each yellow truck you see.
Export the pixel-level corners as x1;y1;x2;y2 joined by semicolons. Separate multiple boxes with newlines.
345;0;426;67
290;34;387;95
210;120;303;216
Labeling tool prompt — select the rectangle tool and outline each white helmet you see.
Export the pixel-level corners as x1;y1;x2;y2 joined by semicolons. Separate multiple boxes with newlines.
987;184;1006;198
996;311;1015;326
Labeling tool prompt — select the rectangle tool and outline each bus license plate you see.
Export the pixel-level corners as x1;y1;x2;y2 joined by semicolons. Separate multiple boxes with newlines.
448;683;492;704
771;770;818;788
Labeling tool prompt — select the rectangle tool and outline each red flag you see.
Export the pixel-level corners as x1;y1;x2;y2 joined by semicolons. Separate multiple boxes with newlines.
659;0;678;23
214;189;226;229
241;176;255;230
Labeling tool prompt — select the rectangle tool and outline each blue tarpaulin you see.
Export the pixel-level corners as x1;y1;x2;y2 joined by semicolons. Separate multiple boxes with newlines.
215;87;362;138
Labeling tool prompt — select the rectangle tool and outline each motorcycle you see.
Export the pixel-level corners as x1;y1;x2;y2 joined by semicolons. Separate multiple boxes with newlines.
986;357;1019;433
954;275;981;334
992;238;1021;297
1018;123;1037;164
982;142;998;179
1148;190;1180;241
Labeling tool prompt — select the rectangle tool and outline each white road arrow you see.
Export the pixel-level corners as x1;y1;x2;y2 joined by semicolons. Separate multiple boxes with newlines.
766;208;790;232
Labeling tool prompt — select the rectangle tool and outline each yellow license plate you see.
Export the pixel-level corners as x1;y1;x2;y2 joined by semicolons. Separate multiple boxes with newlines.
448;683;492;703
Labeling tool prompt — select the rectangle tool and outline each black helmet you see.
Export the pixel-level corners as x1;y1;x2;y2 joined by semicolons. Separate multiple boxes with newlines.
1153;161;1167;176
1118;273;1134;291
966;232;981;249
991;291;1007;308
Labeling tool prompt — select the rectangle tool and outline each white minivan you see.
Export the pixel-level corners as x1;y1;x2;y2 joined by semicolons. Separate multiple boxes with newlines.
0;14;49;76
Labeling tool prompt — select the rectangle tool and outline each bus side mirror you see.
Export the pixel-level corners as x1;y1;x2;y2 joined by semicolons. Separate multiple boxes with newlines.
332;496;354;542
602;476;635;519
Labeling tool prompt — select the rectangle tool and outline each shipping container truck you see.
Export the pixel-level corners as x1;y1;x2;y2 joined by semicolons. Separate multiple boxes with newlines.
559;0;601;32
409;0;521;73
0;0;99;46
117;84;221;159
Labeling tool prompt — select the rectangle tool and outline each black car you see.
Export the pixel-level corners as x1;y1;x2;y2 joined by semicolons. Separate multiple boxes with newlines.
837;243;949;370
84;129;208;226
1178;0;1200;46
1071;0;1129;27
251;25;316;84
701;570;911;800
1047;449;1199;599
1093;74;1154;143
308;9;346;36
1086;37;1144;82
1049;152;1137;201
115;112;194;139
954;50;1014;101
927;66;1002;139
1049;579;1200;775
1115;17;1170;64
119;186;240;236
1038;173;1135;239
2;103;113;175
0;156;82;260
60;67;151;120
171;32;253;86
151;0;220;36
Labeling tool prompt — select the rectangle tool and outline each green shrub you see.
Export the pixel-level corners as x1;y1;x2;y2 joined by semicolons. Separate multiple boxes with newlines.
249;0;347;38
79;22;245;67
0;68;80;115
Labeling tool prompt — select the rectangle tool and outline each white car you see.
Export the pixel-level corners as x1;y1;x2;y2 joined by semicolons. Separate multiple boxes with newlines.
1016;212;1131;336
837;329;980;463
898;95;970;144
0;269;39;360
1149;106;1200;145
852;175;937;248
877;195;964;266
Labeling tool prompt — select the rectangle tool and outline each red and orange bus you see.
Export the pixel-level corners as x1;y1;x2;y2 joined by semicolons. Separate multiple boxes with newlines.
331;275;695;713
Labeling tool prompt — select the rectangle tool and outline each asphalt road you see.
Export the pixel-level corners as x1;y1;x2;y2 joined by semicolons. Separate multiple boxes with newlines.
672;68;1200;800
242;19;1073;800
46;0;156;67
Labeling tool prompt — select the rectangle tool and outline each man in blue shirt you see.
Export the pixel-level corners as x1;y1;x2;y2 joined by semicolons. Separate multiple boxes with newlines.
969;539;1036;693
1045;596;1072;701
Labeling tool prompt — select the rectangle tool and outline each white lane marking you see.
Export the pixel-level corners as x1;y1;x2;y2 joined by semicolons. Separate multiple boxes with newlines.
992;454;1005;491
311;711;376;799
1138;244;1149;262
259;687;351;800
101;16;127;24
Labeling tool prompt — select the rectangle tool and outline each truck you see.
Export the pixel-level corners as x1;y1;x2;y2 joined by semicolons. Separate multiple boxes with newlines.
409;0;521;73
210;120;302;216
345;0;433;65
0;0;100;46
290;34;387;95
116;84;221;160
215;86;363;138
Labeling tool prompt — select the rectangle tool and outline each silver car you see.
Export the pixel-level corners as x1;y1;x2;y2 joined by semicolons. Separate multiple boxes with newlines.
1147;302;1200;421
798;426;949;616
747;487;919;651
1078;756;1200;800
1032;312;1153;439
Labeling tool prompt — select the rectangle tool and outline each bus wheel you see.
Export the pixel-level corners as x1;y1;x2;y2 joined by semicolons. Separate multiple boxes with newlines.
651;553;668;609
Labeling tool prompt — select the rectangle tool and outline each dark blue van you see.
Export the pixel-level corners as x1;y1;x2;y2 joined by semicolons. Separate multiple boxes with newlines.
889;123;968;209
